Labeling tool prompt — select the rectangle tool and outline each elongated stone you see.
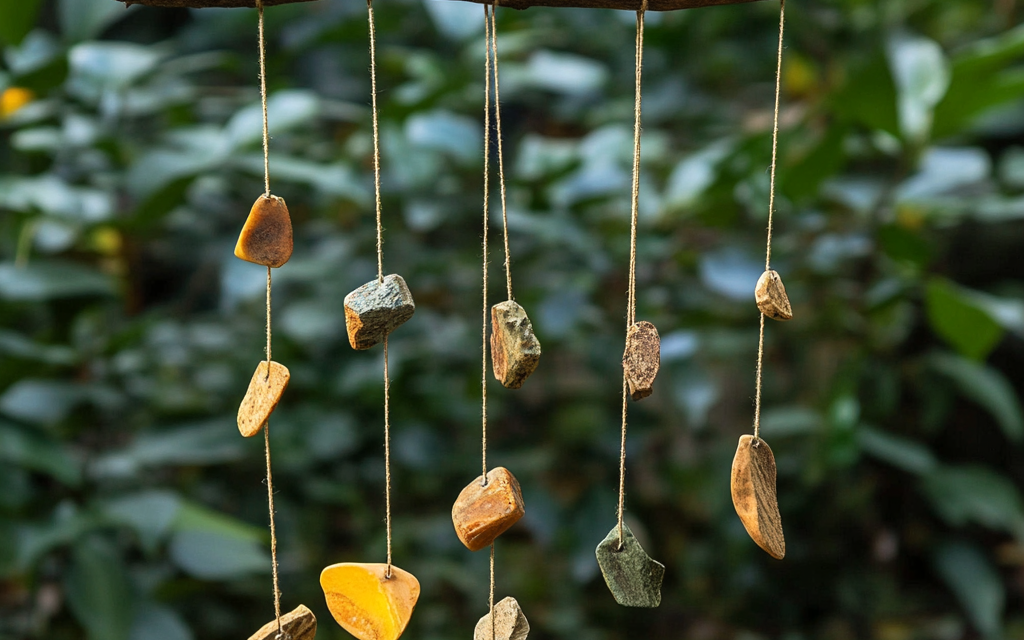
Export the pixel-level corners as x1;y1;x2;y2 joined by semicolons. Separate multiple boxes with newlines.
474;596;530;640
452;467;525;552
754;269;792;321
237;361;290;437
595;522;664;608
731;434;785;559
623;321;660;401
234;194;293;268
320;563;420;640
344;274;416;350
490;301;541;389
248;604;317;640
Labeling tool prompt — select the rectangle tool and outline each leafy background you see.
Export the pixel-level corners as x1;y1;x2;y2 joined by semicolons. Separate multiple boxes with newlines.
1;0;1024;638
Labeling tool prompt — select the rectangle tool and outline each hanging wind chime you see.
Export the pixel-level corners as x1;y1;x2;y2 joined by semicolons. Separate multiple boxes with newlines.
730;0;788;561
450;6;531;639
319;2;420;639
232;2;317;639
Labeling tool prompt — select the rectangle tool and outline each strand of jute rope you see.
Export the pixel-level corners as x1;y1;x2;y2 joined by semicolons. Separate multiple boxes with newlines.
753;0;785;443
489;4;513;302
617;0;646;548
482;3;492;486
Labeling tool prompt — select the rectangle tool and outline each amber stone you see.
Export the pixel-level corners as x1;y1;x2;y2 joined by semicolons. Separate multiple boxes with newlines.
731;434;785;559
320;563;420;640
234;194;294;268
237;361;290;438
452;467;525;552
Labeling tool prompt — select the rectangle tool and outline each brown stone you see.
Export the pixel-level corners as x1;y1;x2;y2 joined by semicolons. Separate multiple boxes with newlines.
247;604;316;640
237;361;290;438
120;0;316;6
449;0;763;11
754;269;793;321
234;194;293;268
490;301;541;389
731;435;785;559
452;467;525;552
473;596;530;640
320;563;420;640
344;274;416;350
623;321;660;401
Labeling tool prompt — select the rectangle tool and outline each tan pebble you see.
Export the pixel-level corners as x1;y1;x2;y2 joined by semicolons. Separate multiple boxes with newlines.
247;604;316;640
623;321;660;401
731;434;785;559
237;361;290;438
754;269;793;321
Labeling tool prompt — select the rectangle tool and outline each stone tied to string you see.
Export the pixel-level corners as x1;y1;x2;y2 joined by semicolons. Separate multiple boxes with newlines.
231;2;317;640
320;2;420;639
452;5;529;640
730;0;788;561
594;0;666;610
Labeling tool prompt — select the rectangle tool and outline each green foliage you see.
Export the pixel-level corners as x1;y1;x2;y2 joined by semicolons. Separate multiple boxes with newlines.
2;0;1024;638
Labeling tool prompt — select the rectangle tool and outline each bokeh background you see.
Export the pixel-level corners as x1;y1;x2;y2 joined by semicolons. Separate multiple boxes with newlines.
2;0;1024;638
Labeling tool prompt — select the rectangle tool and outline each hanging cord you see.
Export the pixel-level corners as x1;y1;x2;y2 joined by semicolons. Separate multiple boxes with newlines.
366;0;393;579
488;5;513;301
256;2;283;637
481;3;492;485
617;0;646;549
753;0;785;443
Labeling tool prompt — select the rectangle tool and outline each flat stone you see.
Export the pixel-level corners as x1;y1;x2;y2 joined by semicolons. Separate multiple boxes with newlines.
473;596;530;640
595;522;664;608
490;301;541;389
248;604;316;640
234;194;293;268
344;274;416;350
754;269;793;321
623;321;660;401
452;467;525;552
237;361;290;438
320;563;420;640
731;434;785;559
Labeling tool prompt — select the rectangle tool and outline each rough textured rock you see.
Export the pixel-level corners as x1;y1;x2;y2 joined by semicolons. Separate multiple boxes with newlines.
731;434;785;559
121;0;315;7
234;194;293;268
473;596;530;640
320;563;420;640
595;522;665;608
452;0;764;11
247;604;317;640
452;467;525;552
754;269;793;321
623;321;660;401
237;361;290;438
344;274;416;350
490;301;541;389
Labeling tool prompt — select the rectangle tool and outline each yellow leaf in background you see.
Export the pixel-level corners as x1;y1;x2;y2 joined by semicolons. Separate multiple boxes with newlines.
0;87;34;118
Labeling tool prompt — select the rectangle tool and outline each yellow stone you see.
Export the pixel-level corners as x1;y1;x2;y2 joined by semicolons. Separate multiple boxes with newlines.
320;563;420;640
237;361;290;438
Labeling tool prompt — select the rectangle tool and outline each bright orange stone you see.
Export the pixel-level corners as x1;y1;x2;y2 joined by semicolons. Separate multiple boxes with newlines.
234;194;293;267
320;563;420;640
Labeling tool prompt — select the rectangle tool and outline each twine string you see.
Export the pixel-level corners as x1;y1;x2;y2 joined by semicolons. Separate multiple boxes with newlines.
384;336;393;576
754;0;786;443
489;5;513;301
368;0;384;285
482;3;492;486
258;0;270;197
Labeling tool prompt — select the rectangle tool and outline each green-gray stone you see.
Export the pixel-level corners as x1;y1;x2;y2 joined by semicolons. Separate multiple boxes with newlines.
595;523;664;608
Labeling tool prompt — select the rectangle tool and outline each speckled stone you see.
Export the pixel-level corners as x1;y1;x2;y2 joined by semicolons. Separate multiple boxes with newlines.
473;596;530;640
247;604;316;640
490;301;541;389
344;274;415;350
595;522;664;608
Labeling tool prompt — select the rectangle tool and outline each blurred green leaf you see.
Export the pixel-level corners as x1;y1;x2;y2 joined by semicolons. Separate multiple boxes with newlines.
833;54;900;136
59;0;131;43
857;426;937;475
877;224;932;268
934;541;1004;639
928;352;1024;442
128;602;193;640
925;279;1003;361
169;530;269;580
65;536;134;640
0;262;114;301
0;0;43;46
0;421;81;485
921;465;1024;536
887;33;951;142
172;500;266;544
0;379;87;425
104;490;181;552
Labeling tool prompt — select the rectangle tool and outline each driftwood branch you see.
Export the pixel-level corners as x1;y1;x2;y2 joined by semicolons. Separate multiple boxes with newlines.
450;0;767;11
117;0;317;8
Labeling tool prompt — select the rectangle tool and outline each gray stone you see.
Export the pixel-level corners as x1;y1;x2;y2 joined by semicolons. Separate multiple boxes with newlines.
473;597;529;640
595;522;664;608
344;274;415;350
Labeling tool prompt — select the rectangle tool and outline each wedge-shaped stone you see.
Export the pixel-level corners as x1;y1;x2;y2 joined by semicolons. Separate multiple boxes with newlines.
248;604;316;640
623;321;660;401
452;467;525;552
474;596;530;640
595;522;664;608
321;563;420;640
490;301;541;389
731;434;785;559
237;361;290;437
234;194;294;268
754;269;792;321
344;274;416;350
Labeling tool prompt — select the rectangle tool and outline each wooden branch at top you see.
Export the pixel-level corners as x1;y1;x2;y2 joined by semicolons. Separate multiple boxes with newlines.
117;0;318;8
451;0;767;11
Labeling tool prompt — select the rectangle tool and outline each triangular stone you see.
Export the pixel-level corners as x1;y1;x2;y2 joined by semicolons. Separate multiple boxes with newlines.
754;269;793;321
623;321;660;401
248;604;316;640
320;563;420;640
474;596;530;640
237;361;290;438
452;467;525;552
595;522;664;608
731;434;785;559
490;301;541;389
344;274;416;350
234;194;294;268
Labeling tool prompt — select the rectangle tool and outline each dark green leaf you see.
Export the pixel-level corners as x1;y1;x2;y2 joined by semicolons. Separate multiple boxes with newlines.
934;541;1004;638
928;352;1024;442
925;279;1003;361
0;0;43;46
65;536;134;640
